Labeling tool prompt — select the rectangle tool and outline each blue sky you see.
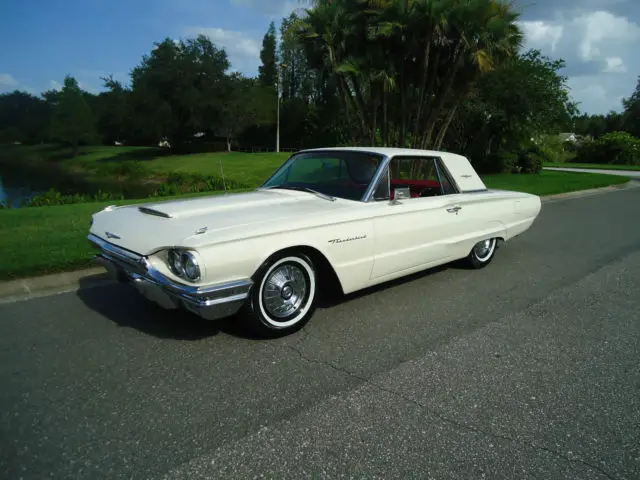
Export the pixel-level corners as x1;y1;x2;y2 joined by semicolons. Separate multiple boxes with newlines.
1;0;638;115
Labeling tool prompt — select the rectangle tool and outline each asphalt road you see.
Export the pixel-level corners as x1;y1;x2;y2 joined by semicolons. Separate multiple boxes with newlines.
2;183;640;480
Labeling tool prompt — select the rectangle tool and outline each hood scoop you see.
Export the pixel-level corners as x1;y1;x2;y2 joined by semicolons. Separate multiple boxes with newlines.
138;206;172;218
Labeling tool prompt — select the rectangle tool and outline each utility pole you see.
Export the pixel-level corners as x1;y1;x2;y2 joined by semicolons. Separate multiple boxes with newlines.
276;63;286;153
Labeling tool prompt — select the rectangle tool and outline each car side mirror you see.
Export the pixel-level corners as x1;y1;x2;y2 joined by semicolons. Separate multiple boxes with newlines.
390;187;410;205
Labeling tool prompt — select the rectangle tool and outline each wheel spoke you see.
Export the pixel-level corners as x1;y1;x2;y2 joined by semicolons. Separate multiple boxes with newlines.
261;262;310;320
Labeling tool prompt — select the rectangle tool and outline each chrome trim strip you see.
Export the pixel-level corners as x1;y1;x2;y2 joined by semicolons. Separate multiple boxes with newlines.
362;154;392;202
88;232;254;300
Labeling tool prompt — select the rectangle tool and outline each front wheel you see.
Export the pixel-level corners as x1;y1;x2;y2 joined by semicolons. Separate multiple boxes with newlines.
466;238;498;269
241;252;318;337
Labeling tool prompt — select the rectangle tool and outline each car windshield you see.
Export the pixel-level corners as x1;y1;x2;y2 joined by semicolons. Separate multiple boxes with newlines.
261;151;384;201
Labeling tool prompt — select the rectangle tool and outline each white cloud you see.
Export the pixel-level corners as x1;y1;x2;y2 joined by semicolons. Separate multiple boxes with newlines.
518;20;564;52
231;0;308;17
49;80;63;91
573;10;640;61
183;26;262;74
603;56;626;73
0;73;19;89
517;7;640;114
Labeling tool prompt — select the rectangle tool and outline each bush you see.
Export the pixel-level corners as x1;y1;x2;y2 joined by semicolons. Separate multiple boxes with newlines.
472;151;518;174
573;131;640;165
150;172;250;197
25;188;124;207
535;134;573;163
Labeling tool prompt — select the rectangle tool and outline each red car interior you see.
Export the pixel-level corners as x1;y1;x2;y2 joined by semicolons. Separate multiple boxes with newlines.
390;178;442;199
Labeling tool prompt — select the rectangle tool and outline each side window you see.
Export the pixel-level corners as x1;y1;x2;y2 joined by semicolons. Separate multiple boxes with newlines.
388;156;455;199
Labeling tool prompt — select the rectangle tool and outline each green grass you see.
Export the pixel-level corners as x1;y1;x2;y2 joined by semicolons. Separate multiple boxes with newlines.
0;190;248;280
0;165;630;281
544;162;640;171
482;170;630;196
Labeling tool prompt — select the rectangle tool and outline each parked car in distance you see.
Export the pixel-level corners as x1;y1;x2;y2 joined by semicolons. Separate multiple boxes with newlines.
88;147;542;337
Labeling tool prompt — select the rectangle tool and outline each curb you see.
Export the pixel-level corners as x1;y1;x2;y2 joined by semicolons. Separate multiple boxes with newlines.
541;179;639;203
0;267;113;305
1;179;639;304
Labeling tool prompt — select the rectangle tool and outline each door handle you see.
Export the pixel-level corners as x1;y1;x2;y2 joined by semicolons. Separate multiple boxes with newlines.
446;206;462;214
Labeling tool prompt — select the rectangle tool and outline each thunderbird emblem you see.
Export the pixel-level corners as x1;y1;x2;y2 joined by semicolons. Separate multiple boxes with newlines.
105;231;121;239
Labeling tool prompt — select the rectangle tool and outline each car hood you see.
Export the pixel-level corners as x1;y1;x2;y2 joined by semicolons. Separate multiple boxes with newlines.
89;189;351;255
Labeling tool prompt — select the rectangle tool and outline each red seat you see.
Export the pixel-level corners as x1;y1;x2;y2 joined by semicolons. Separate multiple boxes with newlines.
390;178;441;199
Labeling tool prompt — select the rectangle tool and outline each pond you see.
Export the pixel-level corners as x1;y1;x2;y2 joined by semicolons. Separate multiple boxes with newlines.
0;176;40;207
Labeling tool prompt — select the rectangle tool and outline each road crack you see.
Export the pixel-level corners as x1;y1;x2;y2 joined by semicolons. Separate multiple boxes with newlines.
370;383;621;480
273;341;620;480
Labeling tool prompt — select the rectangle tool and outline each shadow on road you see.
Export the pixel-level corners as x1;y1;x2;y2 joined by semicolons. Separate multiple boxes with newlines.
75;260;463;340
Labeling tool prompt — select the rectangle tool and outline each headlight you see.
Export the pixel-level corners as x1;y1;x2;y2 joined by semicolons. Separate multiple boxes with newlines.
181;252;200;281
167;249;200;281
168;249;185;277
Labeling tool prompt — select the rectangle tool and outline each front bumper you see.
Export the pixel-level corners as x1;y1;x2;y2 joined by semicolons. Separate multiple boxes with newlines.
88;233;253;321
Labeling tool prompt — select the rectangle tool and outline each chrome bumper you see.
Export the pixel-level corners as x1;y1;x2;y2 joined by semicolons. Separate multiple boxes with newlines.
88;233;252;321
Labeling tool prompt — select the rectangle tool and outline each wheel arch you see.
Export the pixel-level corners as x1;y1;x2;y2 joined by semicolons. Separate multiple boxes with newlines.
254;245;345;297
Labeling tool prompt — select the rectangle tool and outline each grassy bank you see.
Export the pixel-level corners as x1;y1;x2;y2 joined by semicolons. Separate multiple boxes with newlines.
544;162;640;171
0;144;289;203
0;165;630;280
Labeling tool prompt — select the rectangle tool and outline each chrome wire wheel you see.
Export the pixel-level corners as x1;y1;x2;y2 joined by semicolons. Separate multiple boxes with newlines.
258;256;315;328
472;238;497;262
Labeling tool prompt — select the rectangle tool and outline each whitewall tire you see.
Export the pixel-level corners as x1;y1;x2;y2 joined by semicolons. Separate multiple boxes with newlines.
466;238;498;269
242;252;318;337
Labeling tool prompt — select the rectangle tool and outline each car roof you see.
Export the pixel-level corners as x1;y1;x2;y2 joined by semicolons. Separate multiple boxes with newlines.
296;146;468;161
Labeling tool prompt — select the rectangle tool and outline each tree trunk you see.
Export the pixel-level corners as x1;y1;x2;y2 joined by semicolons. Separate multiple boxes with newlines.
411;38;432;147
382;88;388;146
420;46;464;149
434;100;460;150
348;75;371;142
226;136;231;152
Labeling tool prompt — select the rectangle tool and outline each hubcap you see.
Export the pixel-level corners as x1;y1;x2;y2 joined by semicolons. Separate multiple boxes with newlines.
262;263;308;319
473;238;495;261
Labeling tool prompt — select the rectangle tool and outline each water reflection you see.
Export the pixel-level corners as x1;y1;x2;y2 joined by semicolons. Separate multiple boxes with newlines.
0;176;38;207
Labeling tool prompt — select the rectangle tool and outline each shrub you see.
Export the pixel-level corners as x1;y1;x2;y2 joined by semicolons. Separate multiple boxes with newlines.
515;151;543;174
573;131;640;165
535;134;573;163
472;151;518;174
25;188;124;207
150;172;250;197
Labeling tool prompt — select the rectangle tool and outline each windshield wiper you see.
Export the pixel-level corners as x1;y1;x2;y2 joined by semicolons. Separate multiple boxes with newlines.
261;185;336;202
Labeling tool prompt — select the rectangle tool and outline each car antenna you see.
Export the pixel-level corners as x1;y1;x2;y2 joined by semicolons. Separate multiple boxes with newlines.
219;157;227;193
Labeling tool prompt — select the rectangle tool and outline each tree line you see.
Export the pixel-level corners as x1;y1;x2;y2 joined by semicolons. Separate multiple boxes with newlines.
1;0;638;170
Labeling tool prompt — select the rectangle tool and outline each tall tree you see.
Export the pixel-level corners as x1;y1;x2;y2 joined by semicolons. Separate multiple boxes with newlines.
220;74;276;151
96;75;131;144
129;35;230;149
258;21;278;88
295;0;523;147
621;75;640;138
279;12;314;101
49;76;97;155
0;91;51;144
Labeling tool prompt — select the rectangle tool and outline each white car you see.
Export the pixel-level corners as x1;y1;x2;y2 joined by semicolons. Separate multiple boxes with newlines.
88;147;541;336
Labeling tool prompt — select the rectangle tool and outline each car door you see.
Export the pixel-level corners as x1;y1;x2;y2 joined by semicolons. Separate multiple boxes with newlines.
368;155;466;280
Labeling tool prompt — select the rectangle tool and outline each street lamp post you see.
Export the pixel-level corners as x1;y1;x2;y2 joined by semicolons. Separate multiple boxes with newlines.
276;63;286;153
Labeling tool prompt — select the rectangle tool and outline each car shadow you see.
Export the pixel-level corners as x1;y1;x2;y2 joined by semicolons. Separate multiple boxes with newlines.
76;259;470;340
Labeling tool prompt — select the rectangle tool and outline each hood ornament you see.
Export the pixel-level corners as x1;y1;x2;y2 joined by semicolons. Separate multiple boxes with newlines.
105;231;121;239
195;226;208;235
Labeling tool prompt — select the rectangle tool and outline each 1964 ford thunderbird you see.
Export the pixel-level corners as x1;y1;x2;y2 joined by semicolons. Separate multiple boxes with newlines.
88;147;541;336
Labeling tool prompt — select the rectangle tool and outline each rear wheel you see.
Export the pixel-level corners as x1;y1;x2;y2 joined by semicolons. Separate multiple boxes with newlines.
466;238;498;269
241;252;318;337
